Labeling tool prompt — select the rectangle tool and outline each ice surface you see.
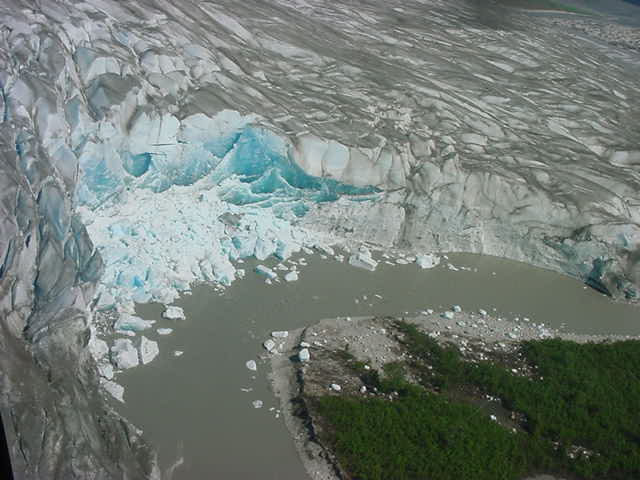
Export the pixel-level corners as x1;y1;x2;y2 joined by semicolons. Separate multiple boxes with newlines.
284;271;299;282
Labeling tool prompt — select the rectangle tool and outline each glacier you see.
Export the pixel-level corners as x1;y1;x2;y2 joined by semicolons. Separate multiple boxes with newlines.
1;0;639;478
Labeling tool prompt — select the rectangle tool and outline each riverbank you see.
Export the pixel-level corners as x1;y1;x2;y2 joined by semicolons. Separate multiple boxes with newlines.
270;312;640;480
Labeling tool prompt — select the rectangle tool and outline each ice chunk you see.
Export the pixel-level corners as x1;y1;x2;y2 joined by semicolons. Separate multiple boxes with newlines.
452;305;462;313
348;251;378;271
246;360;257;371
138;336;159;365
442;311;455;320
252;400;263;409
263;339;276;352
101;379;125;403
330;384;342;392
298;348;310;362
111;339;139;369
416;254;440;269
114;314;155;332
157;328;173;335
173;350;184;357
284;271;299;282
255;265;277;280
479;309;488;317
162;306;186;320
271;331;289;338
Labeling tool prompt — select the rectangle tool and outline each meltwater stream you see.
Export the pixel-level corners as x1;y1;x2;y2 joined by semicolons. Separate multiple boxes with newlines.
115;253;640;479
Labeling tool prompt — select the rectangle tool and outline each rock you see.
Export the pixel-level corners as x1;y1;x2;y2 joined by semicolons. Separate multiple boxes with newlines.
263;339;277;352
298;348;310;362
162;305;186;320
246;360;257;371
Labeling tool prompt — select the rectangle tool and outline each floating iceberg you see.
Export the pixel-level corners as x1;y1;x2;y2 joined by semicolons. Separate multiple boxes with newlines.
111;339;139;370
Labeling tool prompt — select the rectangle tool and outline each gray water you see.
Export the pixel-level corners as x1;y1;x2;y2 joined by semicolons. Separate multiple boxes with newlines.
116;253;640;479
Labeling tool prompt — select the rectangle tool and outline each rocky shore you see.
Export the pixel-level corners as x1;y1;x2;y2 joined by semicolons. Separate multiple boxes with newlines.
269;312;639;480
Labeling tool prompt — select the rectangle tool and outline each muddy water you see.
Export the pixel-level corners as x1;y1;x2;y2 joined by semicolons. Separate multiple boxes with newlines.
116;253;640;479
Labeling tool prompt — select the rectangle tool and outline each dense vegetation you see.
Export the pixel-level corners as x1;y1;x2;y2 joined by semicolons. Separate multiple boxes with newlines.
312;322;640;480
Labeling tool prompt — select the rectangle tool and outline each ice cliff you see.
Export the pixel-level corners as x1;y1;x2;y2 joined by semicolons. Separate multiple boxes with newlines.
1;0;639;478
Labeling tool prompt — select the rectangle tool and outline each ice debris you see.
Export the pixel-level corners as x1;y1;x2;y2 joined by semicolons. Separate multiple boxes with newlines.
173;350;184;357
255;265;277;280
114;314;155;333
162;306;186;320
263;339;276;352
284;271;299;282
139;336;159;365
330;384;342;392
157;328;173;335
416;254;440;269
298;348;310;362
252;400;263;409
271;331;289;338
111;339;139;369
101;379;125;403
349;248;378;271
246;360;257;371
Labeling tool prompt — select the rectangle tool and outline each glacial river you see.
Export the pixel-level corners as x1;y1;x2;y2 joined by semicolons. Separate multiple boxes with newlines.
115;252;640;479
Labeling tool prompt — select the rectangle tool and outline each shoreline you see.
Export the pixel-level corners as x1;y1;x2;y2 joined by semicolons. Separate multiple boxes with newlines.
269;312;640;480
